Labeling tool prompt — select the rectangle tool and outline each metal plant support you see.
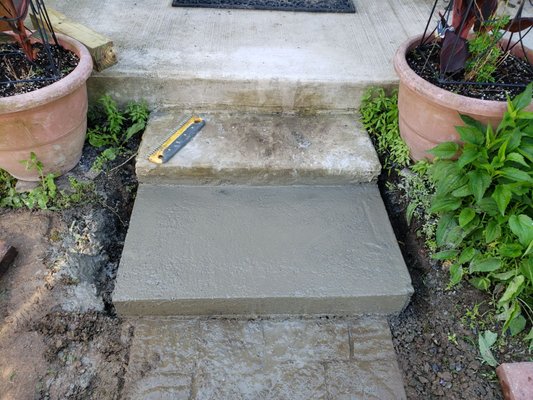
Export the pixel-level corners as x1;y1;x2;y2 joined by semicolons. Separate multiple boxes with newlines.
417;0;533;90
0;0;60;86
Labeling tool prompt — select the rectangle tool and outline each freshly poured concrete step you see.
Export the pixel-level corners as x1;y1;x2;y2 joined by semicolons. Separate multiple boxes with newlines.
47;0;432;111
137;111;380;185
113;184;413;316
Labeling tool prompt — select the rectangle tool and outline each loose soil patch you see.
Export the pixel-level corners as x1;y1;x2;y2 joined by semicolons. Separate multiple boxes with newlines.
0;138;139;399
407;42;533;101
0;42;78;98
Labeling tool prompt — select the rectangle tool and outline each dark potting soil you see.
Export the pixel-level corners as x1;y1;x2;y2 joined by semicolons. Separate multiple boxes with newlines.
0;42;79;98
407;42;533;101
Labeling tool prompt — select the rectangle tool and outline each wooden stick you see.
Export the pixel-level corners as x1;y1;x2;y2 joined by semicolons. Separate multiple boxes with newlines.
31;8;117;72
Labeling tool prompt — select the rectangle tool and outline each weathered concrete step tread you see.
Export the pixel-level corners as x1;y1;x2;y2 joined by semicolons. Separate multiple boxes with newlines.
122;316;407;399
137;111;381;185
47;0;432;110
113;184;412;316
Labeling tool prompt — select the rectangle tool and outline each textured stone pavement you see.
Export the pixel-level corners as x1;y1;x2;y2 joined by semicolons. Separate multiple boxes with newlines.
122;317;406;399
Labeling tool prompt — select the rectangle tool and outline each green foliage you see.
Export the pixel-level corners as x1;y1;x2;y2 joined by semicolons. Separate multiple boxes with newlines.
479;330;499;367
360;88;411;171
465;16;509;83
428;83;533;345
0;153;96;210
87;95;149;171
395;161;438;252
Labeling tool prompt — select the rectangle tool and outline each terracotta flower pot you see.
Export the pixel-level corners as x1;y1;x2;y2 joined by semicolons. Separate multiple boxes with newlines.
394;35;533;161
0;34;93;181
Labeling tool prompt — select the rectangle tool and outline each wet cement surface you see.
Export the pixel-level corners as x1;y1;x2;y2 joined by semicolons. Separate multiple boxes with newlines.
122;316;407;399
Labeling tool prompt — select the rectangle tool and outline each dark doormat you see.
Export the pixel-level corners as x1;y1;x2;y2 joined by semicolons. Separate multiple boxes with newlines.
171;0;355;13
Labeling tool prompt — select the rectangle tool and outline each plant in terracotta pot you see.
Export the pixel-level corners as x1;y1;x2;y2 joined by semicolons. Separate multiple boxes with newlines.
0;0;92;181
394;0;533;161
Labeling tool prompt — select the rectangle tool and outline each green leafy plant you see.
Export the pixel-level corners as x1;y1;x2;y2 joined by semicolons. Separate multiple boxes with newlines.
87;95;149;171
465;15;510;82
360;88;411;171
437;0;533;76
428;83;533;344
0;153;95;210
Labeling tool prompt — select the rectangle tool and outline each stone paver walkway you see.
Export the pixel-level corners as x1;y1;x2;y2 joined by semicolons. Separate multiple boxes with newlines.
122;316;406;399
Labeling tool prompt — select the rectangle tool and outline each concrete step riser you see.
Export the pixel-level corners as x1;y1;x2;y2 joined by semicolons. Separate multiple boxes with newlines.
89;76;398;112
112;184;413;317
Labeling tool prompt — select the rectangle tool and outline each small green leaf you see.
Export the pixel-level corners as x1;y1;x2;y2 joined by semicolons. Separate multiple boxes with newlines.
458;247;476;264
477;197;500;216
520;258;533;284
459;208;476;228
485;220;502;243
499;243;524;258
457;124;484;146
506;152;529;168
449;264;463;286
436;214;455;247
500;167;533;183
478;330;499;367
458;146;480;168
428;142;460;159
470;257;502;273
452;184;472;197
498;275;525;305
491;185;512;216
512;83;532;111
470;276;491;291
430;197;463;213
509;315;526;336
468;170;492;203
509;214;533;248
492;270;517;281
432;250;459;260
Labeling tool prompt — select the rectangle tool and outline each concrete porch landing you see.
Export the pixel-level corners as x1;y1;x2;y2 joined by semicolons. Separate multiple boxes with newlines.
46;0;431;111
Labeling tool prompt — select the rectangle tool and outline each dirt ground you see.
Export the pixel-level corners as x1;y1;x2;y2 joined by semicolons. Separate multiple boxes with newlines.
0;144;137;400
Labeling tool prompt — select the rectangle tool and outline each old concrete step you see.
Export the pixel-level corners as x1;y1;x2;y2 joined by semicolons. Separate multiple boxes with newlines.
112;184;412;316
136;111;380;185
46;0;432;111
121;316;407;399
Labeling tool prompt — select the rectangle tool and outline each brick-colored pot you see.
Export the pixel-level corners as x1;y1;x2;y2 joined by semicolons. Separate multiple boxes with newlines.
394;35;533;161
0;34;92;181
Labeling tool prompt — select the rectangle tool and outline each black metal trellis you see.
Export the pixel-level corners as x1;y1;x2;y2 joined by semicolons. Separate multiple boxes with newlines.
417;0;533;90
0;0;61;87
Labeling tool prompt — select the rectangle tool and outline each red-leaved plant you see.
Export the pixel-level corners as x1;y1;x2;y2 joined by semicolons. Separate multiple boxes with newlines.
439;0;533;74
0;0;36;60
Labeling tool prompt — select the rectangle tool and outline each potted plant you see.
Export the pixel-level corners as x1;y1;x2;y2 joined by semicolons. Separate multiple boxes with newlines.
394;0;533;160
0;0;92;181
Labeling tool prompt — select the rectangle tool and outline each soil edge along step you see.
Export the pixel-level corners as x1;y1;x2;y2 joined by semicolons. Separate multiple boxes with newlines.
113;111;413;316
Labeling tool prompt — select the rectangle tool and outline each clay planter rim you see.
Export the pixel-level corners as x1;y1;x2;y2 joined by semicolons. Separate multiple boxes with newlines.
0;33;93;114
393;34;526;116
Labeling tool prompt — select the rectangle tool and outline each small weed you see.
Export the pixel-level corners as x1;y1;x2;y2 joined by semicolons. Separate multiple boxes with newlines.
0;155;97;211
360;88;411;172
87;95;149;171
447;333;458;346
